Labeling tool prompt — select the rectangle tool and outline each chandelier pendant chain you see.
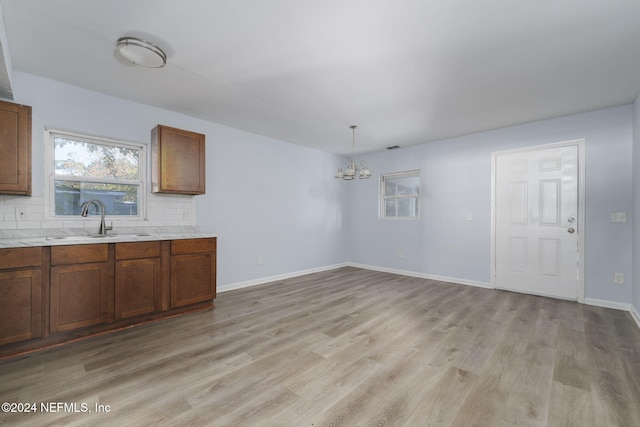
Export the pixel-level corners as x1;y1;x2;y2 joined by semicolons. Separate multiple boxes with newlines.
351;125;356;160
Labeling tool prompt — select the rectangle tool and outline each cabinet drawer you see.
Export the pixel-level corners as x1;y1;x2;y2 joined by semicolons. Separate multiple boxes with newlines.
116;241;161;260
171;238;216;255
51;244;108;265
0;247;42;269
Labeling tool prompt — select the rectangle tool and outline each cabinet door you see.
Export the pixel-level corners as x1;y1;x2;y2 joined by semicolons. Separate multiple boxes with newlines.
0;269;42;345
50;263;112;333
115;257;162;319
151;124;205;194
170;252;216;307
0;100;32;195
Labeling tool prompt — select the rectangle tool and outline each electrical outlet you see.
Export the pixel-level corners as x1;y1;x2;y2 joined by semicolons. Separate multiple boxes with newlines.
257;255;263;265
466;212;473;221
15;206;28;221
183;208;192;220
614;273;624;284
396;251;404;259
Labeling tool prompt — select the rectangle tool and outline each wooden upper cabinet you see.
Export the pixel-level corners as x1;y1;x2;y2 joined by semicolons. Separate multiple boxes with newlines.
151;124;206;195
0;100;32;195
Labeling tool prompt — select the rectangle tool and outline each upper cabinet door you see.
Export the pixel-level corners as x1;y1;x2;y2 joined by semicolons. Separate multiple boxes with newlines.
151;124;206;195
0;100;32;195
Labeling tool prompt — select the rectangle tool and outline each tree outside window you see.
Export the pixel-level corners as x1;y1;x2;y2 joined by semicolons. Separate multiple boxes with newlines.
50;133;144;217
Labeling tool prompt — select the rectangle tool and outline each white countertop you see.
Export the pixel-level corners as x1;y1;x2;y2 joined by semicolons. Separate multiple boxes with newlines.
0;226;216;249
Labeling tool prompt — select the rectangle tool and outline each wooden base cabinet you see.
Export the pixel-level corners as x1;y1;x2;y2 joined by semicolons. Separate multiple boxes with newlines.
0;237;216;358
0;247;44;345
115;241;162;319
50;244;113;333
171;238;216;307
0;270;42;345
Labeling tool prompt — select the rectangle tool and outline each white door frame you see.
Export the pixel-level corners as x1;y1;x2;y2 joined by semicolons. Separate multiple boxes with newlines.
490;139;586;303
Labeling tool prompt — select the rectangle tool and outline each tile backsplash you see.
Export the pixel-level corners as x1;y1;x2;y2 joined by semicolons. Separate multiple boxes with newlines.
0;194;196;230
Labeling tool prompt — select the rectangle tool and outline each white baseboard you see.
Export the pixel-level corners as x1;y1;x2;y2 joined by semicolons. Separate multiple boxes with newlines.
630;304;640;329
218;263;348;293
218;262;491;293
347;262;492;289
584;298;630;312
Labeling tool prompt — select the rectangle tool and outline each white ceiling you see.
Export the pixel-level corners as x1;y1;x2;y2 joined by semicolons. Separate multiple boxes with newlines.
1;0;639;155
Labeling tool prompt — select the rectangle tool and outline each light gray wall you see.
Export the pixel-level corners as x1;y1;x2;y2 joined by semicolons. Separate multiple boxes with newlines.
348;105;634;305
633;95;640;316
10;72;348;288
198;122;347;287
6;71;638;307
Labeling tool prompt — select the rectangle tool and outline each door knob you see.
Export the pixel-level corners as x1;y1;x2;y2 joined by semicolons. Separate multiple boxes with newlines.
567;227;575;234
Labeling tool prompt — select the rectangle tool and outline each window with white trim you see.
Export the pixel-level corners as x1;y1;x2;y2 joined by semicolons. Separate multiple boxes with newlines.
380;170;420;219
48;131;145;217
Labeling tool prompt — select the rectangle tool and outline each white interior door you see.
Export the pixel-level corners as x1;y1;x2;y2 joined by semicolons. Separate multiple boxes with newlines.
494;143;580;300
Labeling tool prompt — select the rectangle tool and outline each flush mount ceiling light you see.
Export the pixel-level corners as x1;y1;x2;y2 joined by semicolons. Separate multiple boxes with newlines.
335;125;371;180
116;37;167;68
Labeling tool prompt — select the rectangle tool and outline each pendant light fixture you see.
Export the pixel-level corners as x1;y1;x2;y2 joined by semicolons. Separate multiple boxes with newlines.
335;125;371;180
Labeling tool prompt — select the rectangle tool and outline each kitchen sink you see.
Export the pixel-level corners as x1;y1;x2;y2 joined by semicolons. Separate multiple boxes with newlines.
45;233;152;241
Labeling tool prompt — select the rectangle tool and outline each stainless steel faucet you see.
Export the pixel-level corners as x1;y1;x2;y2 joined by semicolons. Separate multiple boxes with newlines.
80;199;113;235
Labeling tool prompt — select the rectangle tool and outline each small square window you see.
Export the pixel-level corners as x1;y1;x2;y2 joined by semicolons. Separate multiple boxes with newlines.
381;170;420;219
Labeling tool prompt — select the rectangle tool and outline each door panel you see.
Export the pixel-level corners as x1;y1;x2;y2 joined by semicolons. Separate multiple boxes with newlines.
495;144;579;299
115;257;161;319
50;263;111;333
539;238;560;277
540;179;560;225
509;237;527;273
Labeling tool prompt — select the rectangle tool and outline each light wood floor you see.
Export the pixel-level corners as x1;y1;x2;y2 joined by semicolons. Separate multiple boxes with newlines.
1;267;640;426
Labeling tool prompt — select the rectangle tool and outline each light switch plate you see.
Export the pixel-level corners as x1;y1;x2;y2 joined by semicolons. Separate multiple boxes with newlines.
610;212;627;223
